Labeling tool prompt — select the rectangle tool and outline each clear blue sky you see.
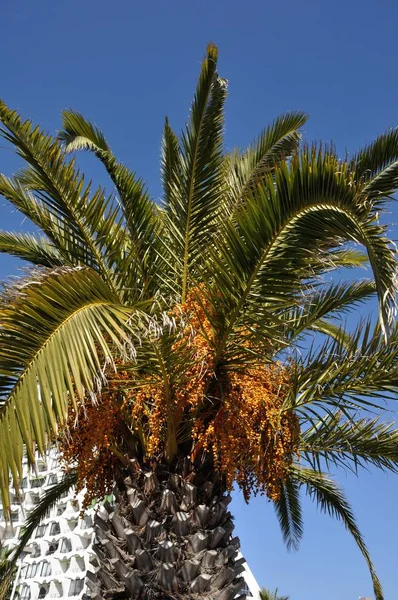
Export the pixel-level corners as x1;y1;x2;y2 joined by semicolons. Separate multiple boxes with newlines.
1;1;398;598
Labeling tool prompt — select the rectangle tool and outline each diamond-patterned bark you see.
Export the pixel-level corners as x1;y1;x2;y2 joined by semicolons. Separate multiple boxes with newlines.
86;461;246;600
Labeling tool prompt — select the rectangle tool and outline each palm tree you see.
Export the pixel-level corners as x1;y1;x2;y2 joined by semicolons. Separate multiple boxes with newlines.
1;44;398;600
260;588;289;600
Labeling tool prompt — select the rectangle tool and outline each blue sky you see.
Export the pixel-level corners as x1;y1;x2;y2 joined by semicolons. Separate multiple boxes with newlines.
1;1;398;598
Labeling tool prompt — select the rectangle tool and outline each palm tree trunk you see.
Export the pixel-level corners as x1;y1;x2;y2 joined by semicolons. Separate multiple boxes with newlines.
86;458;247;599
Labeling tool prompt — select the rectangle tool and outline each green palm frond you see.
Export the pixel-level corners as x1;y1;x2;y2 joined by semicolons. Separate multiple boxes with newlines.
352;128;398;202
294;320;398;419
225;111;308;214
7;470;77;566
0;267;133;512
0;175;96;267
273;477;303;551
0;470;77;600
260;588;289;600
0;543;14;600
161;118;183;215
162;44;227;300
282;280;376;343
58;111;109;153
292;464;383;600
211;149;396;363
0;231;63;267
227;279;372;361
59;110;160;299
301;412;398;474
0;101;125;296
314;247;370;271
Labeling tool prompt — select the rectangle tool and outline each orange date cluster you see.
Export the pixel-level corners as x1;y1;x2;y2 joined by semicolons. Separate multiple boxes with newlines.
60;288;299;505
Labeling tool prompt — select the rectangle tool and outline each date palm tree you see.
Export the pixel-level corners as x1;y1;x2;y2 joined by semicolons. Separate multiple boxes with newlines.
1;45;398;600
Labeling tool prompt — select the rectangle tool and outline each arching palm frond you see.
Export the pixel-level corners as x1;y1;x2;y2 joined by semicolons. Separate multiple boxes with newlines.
0;231;63;267
301;413;398;474
294;320;398;421
225;110;308;215
292;464;383;600
280;280;376;344
210;149;397;367
352;128;398;204
58;110;161;300
273;477;303;552
0;175;95;268
0;101;129;297
0;267;133;513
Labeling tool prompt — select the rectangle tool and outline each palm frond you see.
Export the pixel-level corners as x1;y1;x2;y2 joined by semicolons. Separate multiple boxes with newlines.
225;111;308;214
292;464;383;600
273;477;303;551
0;231;63;267
282;280;376;343
8;470;77;565
211;148;397;362
294;320;398;419
0;267;133;512
301;412;398;474
0;101;125;296
0;546;14;600
260;588;289;600
352;128;398;203
161;118;183;213
0;175;95;267
0;470;77;599
162;44;227;300
314;247;370;271
58;111;109;153
59;110;161;300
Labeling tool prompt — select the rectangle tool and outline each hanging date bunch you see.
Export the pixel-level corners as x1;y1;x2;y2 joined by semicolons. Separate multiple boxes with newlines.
59;388;126;509
60;286;299;505
193;365;300;502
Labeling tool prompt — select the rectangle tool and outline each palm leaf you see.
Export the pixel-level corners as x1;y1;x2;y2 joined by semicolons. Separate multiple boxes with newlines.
0;175;96;267
0;267;133;512
225;111;308;214
59;110;161;300
260;589;289;600
0;231;64;267
162;44;227;300
0;544;14;600
301;412;398;474
0;470;77;600
273;477;303;551
294;320;398;420
292;464;383;600
0;101;124;296
211;148;397;363
7;469;77;565
352;128;398;203
282;280;376;343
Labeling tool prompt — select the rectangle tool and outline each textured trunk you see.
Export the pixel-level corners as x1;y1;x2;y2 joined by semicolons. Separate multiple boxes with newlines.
85;458;246;600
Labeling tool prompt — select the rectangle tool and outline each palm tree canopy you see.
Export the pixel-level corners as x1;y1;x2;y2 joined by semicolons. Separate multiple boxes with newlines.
1;45;398;600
